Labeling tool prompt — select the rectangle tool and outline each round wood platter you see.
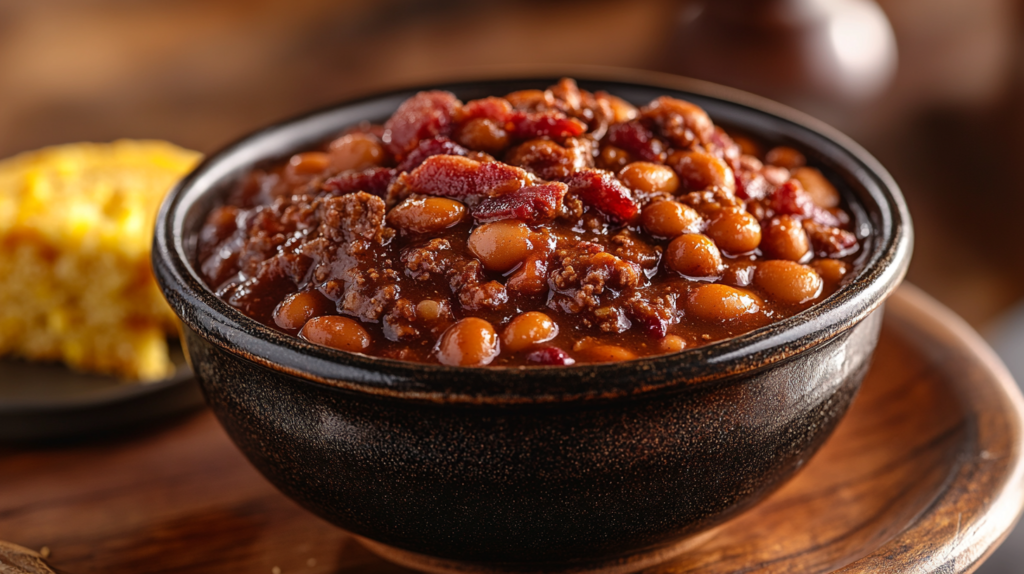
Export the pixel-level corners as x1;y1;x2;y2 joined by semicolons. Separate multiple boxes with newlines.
1;285;1022;574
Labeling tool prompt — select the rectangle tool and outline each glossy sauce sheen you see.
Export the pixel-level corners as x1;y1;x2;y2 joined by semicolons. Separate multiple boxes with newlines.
197;79;863;366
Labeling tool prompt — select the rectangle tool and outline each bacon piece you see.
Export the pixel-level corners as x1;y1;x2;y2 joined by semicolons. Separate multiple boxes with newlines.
456;96;513;124
471;182;567;224
770;180;814;217
566;169;639;224
641;96;714;148
506;110;587;140
320;167;397;199
383;91;461;158
504;138;592;181
527;346;576;366
398;155;531;200
396;136;469;172
735;171;770;201
803;220;858;258
605;121;665;163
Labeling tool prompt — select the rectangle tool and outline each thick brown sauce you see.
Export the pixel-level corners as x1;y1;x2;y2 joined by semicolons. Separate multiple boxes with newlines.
197;79;863;366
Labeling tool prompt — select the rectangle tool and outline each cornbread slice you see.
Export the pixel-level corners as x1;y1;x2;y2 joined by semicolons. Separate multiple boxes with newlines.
0;140;201;381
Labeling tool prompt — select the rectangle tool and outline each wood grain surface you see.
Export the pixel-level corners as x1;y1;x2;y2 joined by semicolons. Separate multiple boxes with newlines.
0;285;1021;574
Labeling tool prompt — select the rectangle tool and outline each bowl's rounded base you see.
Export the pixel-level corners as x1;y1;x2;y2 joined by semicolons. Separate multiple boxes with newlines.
355;528;721;574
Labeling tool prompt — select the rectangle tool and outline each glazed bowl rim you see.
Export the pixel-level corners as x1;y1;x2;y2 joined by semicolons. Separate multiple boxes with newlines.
153;67;913;405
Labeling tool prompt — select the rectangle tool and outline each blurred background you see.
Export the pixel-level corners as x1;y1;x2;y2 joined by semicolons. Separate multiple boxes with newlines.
1;0;1023;570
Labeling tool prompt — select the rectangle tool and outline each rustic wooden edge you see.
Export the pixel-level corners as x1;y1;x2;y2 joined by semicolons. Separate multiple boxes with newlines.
839;285;1024;573
0;541;57;574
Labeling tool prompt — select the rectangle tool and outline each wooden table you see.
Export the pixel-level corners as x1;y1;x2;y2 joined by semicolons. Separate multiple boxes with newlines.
2;285;1022;574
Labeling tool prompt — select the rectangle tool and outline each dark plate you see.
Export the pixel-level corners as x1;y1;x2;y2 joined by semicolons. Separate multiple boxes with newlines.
0;343;204;442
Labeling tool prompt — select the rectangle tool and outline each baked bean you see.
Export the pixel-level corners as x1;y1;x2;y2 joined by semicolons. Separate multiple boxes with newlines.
416;299;444;321
641;200;702;238
273;290;332;331
457;118;510;155
299;315;371;353
328;133;385;171
666;233;723;278
721;260;757;287
687;284;763;322
667;150;736;193
760;216;810;261
387;196;466;234
619;162;680;194
436;318;499;366
506;253;549;295
596;91;639;123
502;311;558;352
765;146;806;169
811;259;849;287
706;209;762;254
792;167;840;208
468;220;535;272
287;152;330;176
599;145;632;171
579;344;637;363
755;260;823;304
659;335;686;353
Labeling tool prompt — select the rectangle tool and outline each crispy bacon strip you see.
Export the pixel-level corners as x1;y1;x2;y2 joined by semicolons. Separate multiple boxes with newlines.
472;182;567;224
383;91;461;158
566;169;639;224
397;155;532;200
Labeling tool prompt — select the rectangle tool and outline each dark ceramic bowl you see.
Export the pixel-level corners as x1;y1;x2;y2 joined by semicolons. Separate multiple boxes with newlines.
153;71;912;574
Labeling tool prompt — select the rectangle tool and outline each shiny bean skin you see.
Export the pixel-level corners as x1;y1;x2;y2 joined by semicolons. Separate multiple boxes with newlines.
811;259;849;287
755;260;823;304
641;200;702;238
387;196;467;234
273;290;332;331
579;344;637;363
760;216;810;261
667;150;736;193
765;146;806;169
468;220;535;272
599;145;632;171
502;312;558;352
792;167;840;208
659;335;686;353
287;152;330;176
687;284;763;322
416;299;444;321
457;118;510;155
436;318;499;366
619;162;680;194
328;133;385;171
299;315;372;352
706;209;762;254
666;233;723;278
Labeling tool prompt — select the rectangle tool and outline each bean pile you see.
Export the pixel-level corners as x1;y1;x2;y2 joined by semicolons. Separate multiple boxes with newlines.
197;79;862;366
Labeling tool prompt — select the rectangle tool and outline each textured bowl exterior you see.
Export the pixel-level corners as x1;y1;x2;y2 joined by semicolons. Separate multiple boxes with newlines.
184;307;880;564
154;71;912;571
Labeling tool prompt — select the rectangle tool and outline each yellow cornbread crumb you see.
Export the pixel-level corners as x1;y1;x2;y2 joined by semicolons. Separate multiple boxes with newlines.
0;140;201;381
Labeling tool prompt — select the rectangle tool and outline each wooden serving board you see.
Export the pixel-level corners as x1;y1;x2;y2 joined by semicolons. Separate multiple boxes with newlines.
1;285;1022;574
